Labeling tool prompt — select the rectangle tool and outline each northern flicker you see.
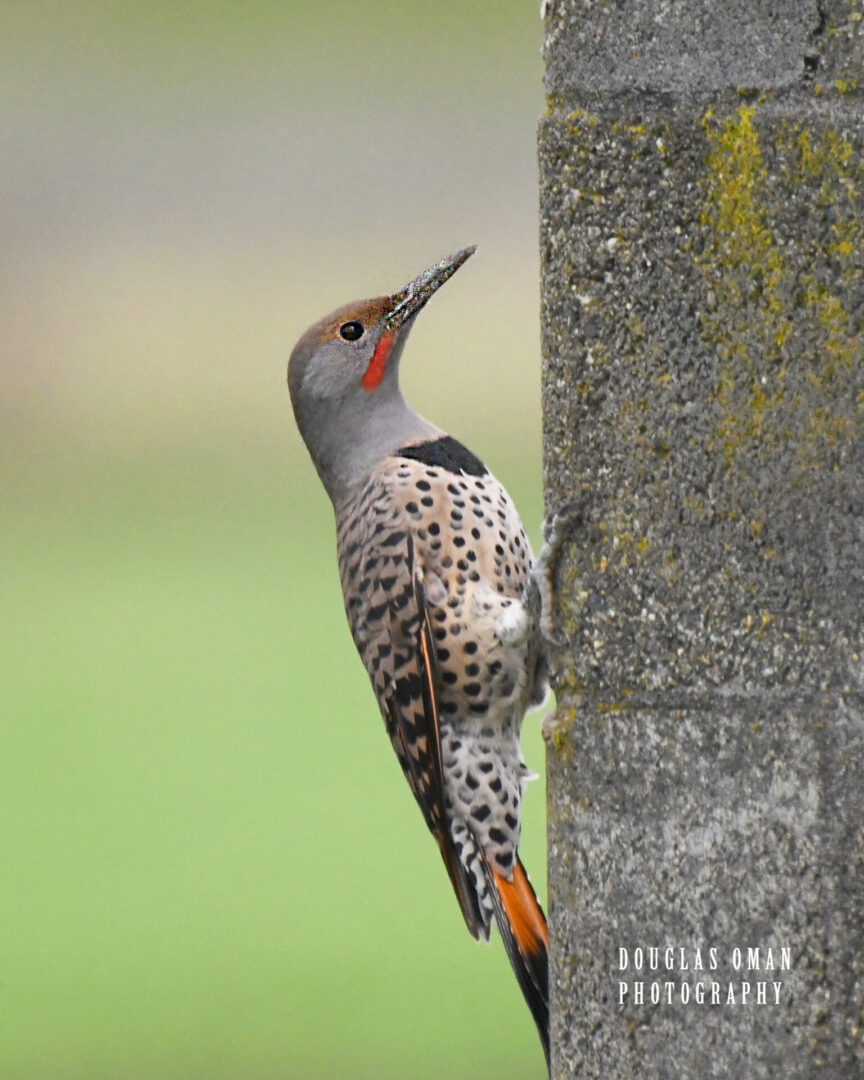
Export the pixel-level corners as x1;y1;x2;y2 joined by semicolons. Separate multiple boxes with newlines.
288;247;550;1068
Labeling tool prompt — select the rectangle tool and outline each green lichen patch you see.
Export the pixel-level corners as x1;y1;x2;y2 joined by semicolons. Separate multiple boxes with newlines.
697;105;864;474
543;706;577;765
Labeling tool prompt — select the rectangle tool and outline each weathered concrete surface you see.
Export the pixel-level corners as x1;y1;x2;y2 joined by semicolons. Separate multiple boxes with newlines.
539;2;864;1077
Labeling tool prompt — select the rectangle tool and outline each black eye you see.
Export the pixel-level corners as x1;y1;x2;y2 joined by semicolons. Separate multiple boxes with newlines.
339;320;364;342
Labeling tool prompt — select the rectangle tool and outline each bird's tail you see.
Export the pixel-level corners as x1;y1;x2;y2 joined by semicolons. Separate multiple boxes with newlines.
487;855;550;1071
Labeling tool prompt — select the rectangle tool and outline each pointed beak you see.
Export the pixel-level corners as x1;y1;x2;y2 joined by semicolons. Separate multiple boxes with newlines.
385;245;476;331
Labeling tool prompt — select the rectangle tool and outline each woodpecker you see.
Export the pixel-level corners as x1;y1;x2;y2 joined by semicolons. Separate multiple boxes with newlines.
288;247;550;1068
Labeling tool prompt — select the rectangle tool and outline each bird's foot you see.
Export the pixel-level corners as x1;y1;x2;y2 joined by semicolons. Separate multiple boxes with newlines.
531;499;583;647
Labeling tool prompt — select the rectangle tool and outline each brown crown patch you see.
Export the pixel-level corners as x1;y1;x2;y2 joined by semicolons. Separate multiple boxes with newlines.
313;294;395;344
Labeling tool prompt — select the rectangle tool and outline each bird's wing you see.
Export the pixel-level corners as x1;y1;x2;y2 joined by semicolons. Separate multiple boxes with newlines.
337;490;486;938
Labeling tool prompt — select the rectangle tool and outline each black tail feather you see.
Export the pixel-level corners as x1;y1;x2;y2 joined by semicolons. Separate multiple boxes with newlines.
482;850;550;1072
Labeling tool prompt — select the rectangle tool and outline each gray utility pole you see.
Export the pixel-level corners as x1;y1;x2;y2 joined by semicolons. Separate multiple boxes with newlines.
538;2;863;1077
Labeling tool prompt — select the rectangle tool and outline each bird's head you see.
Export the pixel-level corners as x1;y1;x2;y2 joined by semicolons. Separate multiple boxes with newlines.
288;246;475;502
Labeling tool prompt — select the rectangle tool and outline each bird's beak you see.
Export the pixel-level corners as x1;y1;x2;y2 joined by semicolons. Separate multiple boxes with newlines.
385;245;476;331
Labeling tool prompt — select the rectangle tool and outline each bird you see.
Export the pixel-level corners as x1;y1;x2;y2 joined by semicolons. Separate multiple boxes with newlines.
287;246;550;1068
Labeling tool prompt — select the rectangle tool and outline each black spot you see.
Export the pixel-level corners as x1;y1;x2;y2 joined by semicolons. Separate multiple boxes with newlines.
464;683;481;696
437;647;450;660
416;479;431;492
470;702;489;715
465;772;479;789
471;527;481;539
488;660;503;675
429;522;440;535
465;662;479;676
489;827;507;844
453;536;466;548
496;850;514;869
405;502;419;514
397;436;488;477
442;671;458;684
421;496;434;507
463;641;478;654
478;761;494;773
457;559;468;571
471;804;491;822
489;776;502;792
505;812;518;829
382;530;406;547
442;701;459;715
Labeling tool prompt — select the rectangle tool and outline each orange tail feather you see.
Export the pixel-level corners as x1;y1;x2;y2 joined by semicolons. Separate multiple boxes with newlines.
493;860;549;955
490;856;549;1071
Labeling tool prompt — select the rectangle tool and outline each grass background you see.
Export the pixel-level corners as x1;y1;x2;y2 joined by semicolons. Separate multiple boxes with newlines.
2;4;547;1077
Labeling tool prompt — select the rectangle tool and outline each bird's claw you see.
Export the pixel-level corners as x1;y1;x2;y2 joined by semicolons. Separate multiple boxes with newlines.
532;499;583;647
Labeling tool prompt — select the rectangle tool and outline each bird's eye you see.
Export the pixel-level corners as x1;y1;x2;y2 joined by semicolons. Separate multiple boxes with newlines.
339;320;364;342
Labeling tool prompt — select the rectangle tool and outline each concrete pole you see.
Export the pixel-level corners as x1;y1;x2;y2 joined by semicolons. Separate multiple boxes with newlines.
539;2;863;1077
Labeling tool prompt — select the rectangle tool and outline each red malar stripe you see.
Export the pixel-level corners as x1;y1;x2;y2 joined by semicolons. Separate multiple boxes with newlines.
362;331;395;390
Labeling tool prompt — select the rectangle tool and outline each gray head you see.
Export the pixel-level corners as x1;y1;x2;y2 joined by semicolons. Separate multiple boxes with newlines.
288;246;475;505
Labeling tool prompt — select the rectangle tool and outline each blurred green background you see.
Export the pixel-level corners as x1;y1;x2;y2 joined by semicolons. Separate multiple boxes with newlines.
1;4;547;1077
